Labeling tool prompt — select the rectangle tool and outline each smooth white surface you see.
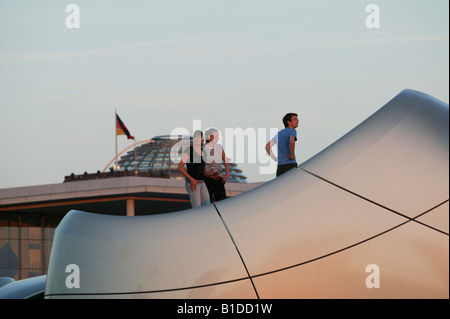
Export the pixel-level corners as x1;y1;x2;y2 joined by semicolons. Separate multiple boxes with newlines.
45;206;249;296
300;89;449;218
216;168;408;276
253;222;449;299
0;275;46;299
43;90;449;299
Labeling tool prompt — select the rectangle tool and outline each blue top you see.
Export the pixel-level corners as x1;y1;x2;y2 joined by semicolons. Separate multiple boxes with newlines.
272;127;297;165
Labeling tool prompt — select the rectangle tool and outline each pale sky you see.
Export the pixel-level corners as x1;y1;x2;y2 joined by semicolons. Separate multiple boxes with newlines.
0;0;448;188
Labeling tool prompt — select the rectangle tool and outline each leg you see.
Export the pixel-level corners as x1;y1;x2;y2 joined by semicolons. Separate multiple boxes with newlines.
276;164;297;177
185;180;202;208
199;182;210;206
204;177;215;203
214;180;227;202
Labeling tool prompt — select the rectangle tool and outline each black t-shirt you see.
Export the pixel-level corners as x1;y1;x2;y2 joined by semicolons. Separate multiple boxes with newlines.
185;146;205;180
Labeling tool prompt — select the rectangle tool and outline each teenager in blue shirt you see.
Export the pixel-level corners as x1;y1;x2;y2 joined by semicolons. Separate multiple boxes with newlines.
265;113;299;177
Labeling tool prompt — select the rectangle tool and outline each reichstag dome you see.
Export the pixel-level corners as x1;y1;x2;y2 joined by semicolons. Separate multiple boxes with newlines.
112;135;247;183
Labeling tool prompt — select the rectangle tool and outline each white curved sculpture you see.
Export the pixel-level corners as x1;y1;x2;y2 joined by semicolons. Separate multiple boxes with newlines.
44;89;449;299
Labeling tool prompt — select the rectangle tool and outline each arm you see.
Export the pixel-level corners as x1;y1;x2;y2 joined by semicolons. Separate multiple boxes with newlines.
265;140;277;161
285;135;296;160
177;153;197;190
222;150;230;183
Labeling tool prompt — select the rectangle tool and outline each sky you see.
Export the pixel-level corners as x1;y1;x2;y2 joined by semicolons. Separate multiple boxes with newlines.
0;0;448;188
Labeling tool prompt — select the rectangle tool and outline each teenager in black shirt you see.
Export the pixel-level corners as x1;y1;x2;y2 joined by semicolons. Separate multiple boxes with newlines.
177;130;210;208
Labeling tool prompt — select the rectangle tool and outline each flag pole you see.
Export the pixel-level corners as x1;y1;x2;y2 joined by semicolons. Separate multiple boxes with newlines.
134;141;138;174
115;109;118;171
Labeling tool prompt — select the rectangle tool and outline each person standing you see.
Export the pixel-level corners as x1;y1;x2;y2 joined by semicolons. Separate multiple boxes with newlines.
265;113;299;177
203;128;230;202
178;130;210;208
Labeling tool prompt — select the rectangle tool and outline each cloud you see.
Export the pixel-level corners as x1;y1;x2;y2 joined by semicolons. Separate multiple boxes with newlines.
0;29;260;64
204;34;450;58
2;27;447;65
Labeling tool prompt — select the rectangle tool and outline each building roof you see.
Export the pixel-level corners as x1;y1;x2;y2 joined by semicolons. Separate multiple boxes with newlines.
0;176;262;215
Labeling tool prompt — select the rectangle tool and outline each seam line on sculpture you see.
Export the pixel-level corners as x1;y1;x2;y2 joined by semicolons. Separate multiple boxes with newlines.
248;173;449;279
253;200;448;279
213;202;260;299
251;219;412;279
299;167;410;218
44;277;250;297
300;167;449;235
410;199;449;235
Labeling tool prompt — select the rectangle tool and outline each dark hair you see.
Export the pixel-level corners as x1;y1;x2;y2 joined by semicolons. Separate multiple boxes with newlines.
282;113;298;128
193;130;203;137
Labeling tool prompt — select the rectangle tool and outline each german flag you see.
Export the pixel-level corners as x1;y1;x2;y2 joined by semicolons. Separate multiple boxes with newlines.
116;114;135;140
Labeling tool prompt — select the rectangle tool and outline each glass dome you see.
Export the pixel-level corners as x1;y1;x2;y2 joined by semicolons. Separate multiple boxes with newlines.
113;135;248;183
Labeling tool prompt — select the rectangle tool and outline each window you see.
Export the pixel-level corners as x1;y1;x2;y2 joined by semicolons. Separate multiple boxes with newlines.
0;213;63;280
